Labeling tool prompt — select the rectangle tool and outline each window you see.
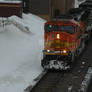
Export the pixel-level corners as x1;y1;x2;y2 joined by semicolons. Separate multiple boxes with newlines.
60;26;75;34
45;24;58;32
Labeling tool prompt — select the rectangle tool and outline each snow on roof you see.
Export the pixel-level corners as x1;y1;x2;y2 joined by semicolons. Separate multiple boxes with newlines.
0;0;22;3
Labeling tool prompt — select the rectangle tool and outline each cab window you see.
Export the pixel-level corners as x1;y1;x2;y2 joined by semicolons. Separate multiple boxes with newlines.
45;24;58;32
60;26;75;34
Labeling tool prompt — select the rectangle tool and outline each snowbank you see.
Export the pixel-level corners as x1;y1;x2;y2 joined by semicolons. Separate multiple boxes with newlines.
0;13;46;92
8;16;31;34
80;67;92;92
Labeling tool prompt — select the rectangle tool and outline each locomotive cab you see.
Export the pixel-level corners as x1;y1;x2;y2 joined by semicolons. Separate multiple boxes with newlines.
41;20;84;70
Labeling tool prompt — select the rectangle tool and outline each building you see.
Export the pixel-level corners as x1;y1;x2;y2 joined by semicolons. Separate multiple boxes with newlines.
0;0;22;17
24;0;75;20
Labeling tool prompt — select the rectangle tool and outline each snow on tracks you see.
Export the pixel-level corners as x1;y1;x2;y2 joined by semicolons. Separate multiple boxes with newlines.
80;67;92;92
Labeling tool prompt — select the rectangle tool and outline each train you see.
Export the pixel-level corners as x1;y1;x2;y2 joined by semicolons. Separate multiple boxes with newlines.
41;1;92;70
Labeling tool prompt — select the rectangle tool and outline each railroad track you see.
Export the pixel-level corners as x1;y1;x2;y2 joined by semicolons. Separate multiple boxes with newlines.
30;71;64;92
27;39;92;92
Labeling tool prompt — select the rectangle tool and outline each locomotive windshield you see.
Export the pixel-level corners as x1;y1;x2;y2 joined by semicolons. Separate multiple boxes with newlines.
60;26;75;34
45;24;58;32
45;24;75;34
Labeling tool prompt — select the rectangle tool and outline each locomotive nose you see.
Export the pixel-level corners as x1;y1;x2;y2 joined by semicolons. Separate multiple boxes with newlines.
50;33;70;49
45;31;75;51
51;40;67;49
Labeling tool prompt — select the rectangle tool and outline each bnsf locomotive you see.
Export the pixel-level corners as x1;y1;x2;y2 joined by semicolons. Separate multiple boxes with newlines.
41;1;92;70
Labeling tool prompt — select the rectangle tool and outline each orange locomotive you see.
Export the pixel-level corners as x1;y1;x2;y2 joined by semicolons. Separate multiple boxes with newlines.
41;8;92;70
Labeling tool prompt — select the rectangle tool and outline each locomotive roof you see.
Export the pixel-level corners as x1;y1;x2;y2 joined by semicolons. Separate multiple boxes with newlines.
54;15;74;20
53;13;83;22
46;19;80;26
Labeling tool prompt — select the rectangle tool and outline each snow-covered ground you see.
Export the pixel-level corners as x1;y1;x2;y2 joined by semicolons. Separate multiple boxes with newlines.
0;14;46;92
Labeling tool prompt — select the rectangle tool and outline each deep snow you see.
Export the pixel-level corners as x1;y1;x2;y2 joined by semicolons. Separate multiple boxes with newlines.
0;14;46;92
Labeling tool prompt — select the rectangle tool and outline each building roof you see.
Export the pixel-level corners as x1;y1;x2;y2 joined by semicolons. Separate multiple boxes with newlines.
0;0;22;3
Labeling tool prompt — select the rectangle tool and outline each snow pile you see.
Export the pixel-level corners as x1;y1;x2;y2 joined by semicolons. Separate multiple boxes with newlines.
23;14;45;35
75;0;86;8
80;67;92;92
8;16;31;33
0;14;46;92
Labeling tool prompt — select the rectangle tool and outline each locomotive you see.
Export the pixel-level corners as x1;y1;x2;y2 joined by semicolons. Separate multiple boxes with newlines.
41;1;92;70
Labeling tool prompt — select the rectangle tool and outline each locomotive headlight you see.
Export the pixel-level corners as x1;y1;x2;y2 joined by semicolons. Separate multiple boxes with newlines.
63;50;67;53
57;34;60;39
47;50;50;52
